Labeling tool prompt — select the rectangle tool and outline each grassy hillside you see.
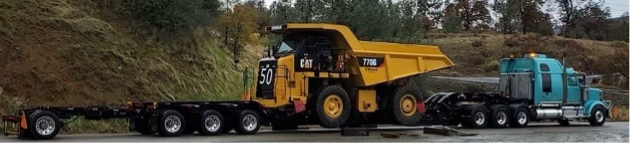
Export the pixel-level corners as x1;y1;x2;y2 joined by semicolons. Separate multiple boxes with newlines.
424;32;628;80
0;0;263;133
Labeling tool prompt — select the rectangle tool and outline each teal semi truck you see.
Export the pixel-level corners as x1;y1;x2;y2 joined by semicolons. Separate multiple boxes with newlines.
423;53;612;128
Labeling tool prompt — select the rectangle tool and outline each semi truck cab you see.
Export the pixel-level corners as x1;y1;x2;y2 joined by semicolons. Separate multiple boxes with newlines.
499;53;611;125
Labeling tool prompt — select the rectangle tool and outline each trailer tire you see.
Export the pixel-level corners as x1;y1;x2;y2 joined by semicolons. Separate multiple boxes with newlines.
588;105;606;126
234;110;261;135
390;84;423;126
315;85;351;128
462;105;488;128
488;105;509;128
198;110;225;135
27;110;61;140
157;110;186;137
509;107;529;128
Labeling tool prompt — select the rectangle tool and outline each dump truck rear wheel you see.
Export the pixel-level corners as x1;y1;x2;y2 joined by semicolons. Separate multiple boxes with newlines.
157;110;186;137
198;110;225;135
27;110;61;140
315;85;351;128
390;84;423;126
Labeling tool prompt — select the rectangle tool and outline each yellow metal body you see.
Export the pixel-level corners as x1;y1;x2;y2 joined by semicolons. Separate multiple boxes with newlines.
242;23;454;110
357;89;377;112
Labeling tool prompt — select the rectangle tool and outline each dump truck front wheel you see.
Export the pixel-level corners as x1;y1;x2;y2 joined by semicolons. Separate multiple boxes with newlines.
315;85;351;128
390;84;423;126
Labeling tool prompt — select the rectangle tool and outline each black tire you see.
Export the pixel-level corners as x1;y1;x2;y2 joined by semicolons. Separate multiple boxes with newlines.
488;105;510;128
509;107;529;128
134;117;154;135
234;110;261;135
390;84;424;126
198;110;225;135
315;85;351;128
157;110;186;137
557;119;570;126
27;110;61;140
588;105;606;126
462;105;488;128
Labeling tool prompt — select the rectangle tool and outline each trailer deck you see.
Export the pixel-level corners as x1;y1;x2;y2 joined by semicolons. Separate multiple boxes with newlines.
1;100;267;139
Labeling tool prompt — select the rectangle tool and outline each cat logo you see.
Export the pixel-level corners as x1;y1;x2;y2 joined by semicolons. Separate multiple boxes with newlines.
300;58;313;69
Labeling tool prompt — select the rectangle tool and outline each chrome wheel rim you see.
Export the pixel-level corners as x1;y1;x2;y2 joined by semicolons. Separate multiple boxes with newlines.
205;115;221;132
164;115;182;133
242;114;257;131
517;112;527;124
35;116;55;136
497;111;507;125
474;111;485;125
595;110;604;122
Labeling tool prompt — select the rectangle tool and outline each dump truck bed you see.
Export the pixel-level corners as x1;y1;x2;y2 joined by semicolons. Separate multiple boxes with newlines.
349;41;454;86
265;23;454;86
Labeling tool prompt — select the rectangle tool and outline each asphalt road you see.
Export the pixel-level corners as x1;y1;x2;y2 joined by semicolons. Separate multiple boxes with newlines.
1;122;627;143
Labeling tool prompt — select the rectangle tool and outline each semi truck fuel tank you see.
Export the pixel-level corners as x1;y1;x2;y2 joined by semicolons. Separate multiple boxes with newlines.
535;109;563;119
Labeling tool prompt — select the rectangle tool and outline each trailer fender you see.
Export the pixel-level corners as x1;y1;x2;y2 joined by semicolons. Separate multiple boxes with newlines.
583;100;609;117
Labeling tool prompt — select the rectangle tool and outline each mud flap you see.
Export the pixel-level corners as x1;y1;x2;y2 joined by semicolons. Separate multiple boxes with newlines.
294;100;306;113
416;101;426;114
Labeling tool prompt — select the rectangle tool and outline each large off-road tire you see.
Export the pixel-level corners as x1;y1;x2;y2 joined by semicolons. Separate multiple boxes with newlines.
461;105;488;128
488;104;510;128
157;110;186;137
390;84;423;126
234;110;261;135
588;105;606;126
198;110;225;135
509;107;529;128
315;85;351;128
27;110;61;140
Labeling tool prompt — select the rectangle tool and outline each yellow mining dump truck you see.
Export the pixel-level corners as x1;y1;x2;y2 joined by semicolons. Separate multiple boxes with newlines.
241;23;455;130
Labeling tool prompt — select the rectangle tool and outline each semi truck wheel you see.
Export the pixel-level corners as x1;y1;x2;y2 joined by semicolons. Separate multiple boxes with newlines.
157;110;186;136
461;105;488;128
390;85;423;126
27;110;60;140
509;107;529;128
588;105;606;126
488;105;509;128
198;110;225;135
234;110;261;135
315;85;351;128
